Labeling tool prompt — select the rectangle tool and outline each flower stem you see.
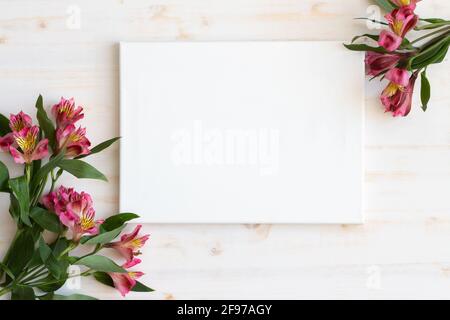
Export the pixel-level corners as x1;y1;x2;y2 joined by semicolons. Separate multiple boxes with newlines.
0;287;11;297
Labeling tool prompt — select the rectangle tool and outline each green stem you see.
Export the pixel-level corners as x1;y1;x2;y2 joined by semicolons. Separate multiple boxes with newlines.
0;287;11;297
18;266;47;284
411;26;450;44
26;269;92;287
0;229;21;279
49;169;56;193
58;242;78;259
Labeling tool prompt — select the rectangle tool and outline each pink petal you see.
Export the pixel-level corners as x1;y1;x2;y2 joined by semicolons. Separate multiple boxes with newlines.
378;30;402;52
31;139;49;161
386;68;409;87
121;225;142;242
8;146;25;164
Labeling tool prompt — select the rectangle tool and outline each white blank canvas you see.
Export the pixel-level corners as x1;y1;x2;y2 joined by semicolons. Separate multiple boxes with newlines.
120;41;364;223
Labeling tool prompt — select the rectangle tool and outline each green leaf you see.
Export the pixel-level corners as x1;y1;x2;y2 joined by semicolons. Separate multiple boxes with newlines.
93;271;114;287
82;225;126;245
76;255;126;273
41;293;98;300
409;37;450;71
94;272;153;293
58;159;107;181
39;237;52;263
0;160;9;192
415;21;450;30
0;113;11;136
35;95;56;150
6;229;35;276
8;194;20;223
420;70;431;112
343;43;388;54
11;285;35;300
351;33;379;43
36;275;68;293
131;281;154;293
30;150;65;195
101;212;140;231
0;262;15;280
76;137;121;159
420;18;448;24
51;237;71;257
373;0;396;12
8;176;31;226
30;206;62;233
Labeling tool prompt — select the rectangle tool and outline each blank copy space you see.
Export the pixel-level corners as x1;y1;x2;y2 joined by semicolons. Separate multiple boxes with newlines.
120;41;364;223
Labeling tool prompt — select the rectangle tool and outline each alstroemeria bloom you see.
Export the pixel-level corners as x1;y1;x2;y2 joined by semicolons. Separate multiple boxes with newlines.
386;5;418;38
42;186;73;214
0;111;33;152
52;97;84;128
391;0;420;9
9;111;33;132
365;51;402;76
108;259;144;297
378;30;403;52
105;225;150;262
56;124;91;158
43;186;103;242
9;126;49;164
381;69;417;117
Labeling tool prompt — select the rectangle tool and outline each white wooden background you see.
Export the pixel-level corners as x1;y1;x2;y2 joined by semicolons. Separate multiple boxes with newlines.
0;0;449;300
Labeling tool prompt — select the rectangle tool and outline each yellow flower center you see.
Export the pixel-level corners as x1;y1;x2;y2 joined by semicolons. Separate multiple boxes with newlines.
59;103;74;116
392;20;404;36
129;239;143;249
385;82;404;97
80;214;95;231
69;132;82;143
16;131;37;153
398;0;411;5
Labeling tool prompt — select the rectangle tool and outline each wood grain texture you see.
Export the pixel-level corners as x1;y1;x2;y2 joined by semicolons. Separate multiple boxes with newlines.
0;0;449;299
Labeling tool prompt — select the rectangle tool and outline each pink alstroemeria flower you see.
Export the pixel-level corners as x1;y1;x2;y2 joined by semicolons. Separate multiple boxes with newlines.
390;0;420;9
365;51;402;76
381;68;417;117
105;225;150;262
108;259;144;297
378;30;403;52
385;5;418;38
9;111;33;132
56;124;91;158
0;111;33;152
9;126;49;164
43;186;103;242
52;97;84;128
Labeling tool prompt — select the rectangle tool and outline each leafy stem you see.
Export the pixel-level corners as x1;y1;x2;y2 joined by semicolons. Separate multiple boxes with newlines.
411;26;450;45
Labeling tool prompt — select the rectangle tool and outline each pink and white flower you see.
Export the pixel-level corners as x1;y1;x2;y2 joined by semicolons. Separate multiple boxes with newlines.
9;111;33;132
52;97;84;128
43;186;103;242
381;68;417;117
108;259;144;297
385;5;418;38
365;51;402;77
105;225;150;262
9;126;49;164
56;124;91;158
390;0;420;9
0;111;34;152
